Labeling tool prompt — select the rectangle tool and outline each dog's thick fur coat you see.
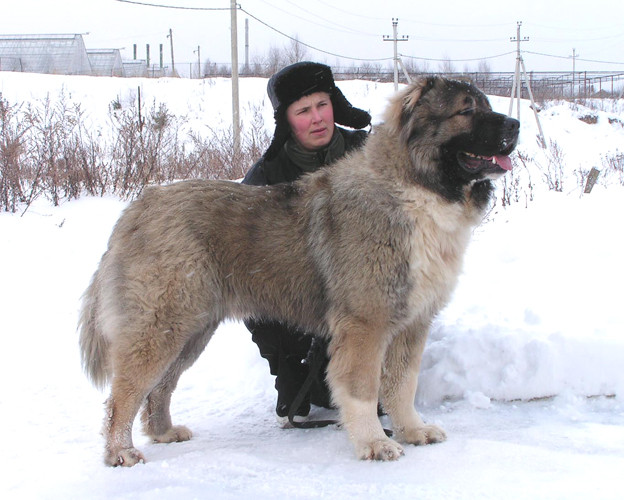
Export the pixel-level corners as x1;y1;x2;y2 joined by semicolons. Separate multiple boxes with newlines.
79;77;519;466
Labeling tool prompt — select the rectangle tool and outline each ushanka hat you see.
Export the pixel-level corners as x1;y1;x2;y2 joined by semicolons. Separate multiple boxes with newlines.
264;61;371;161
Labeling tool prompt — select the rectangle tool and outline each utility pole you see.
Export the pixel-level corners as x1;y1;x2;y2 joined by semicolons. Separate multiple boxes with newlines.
509;22;528;120
245;18;249;75
230;0;240;156
569;48;578;98
194;46;201;78
509;21;546;148
167;28;175;76
383;18;409;91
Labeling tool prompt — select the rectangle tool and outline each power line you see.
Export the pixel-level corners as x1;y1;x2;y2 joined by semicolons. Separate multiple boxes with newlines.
313;0;510;28
259;0;378;37
525;50;624;66
400;51;515;63
114;0;387;60
114;0;230;10
115;1;624;68
239;7;392;61
240;7;514;64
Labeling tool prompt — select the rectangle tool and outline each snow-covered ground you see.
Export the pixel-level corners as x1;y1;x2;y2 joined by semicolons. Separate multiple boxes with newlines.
1;72;623;499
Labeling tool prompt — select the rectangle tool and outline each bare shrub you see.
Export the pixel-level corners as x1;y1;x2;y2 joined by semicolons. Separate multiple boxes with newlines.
539;139;566;192
602;150;624;185
284;35;308;65
574;167;591;191
608;117;623;127
0;90;272;212
500;152;534;207
578;114;598;125
108;99;184;198
187;103;270;180
21;91;94;208
0;97;29;212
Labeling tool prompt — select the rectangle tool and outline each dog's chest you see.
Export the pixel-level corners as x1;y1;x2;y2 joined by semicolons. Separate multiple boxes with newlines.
402;194;476;318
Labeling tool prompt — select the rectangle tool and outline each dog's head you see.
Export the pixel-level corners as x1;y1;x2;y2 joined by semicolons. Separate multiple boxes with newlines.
385;76;520;202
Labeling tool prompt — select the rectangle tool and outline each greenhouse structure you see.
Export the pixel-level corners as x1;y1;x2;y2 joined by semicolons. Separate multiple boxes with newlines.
0;34;129;77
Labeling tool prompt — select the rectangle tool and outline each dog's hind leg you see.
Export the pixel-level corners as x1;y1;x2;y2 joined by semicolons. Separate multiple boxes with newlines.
380;320;447;446
141;324;216;444
104;377;154;466
326;316;404;461
103;325;197;467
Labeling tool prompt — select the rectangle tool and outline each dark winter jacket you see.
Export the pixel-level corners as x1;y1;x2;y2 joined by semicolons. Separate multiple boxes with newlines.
242;126;368;186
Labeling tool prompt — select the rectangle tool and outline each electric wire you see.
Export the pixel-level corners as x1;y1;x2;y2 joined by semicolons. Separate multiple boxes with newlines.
112;1;624;67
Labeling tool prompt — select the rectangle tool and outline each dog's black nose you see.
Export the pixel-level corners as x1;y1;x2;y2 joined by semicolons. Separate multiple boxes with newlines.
503;117;520;137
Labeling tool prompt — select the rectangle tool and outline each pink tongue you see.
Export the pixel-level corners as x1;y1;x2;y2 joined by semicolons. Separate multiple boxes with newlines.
495;155;512;171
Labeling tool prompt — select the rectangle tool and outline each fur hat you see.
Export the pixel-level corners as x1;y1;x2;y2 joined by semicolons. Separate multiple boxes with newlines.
264;62;371;161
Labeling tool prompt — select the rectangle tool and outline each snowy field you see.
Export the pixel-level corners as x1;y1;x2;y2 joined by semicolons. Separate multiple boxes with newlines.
1;72;623;499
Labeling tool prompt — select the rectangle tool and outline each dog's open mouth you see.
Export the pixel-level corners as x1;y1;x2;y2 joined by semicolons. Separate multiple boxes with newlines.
458;151;513;172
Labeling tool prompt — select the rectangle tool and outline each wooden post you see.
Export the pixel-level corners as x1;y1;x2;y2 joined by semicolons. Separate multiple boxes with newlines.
584;167;600;194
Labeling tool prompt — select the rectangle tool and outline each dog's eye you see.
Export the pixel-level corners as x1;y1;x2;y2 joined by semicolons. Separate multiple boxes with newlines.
458;108;475;116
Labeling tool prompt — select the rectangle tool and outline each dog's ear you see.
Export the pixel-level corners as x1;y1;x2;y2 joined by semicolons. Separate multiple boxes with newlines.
402;77;435;110
384;77;437;135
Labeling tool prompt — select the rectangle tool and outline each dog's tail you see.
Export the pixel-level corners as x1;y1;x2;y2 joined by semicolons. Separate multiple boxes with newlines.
78;269;111;390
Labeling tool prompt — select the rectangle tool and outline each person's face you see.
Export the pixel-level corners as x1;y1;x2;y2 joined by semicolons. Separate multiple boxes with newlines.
286;92;335;151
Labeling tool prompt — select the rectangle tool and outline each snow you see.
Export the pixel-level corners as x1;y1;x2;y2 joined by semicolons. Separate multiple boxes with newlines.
1;72;623;499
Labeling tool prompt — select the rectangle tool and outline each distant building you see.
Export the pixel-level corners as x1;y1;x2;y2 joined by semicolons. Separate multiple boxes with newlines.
0;33;182;78
87;49;125;77
0;34;92;75
122;60;149;78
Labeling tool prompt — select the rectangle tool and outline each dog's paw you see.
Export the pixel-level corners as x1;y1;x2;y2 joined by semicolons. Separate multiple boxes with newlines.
401;424;447;446
106;447;145;467
152;425;193;443
358;438;404;461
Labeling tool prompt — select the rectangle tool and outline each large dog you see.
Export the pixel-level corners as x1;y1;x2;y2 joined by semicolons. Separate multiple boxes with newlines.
80;76;519;466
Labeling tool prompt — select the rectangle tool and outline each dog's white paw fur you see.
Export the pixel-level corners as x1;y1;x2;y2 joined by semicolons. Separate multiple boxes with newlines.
107;447;145;467
357;438;404;461
399;424;447;446
151;425;193;443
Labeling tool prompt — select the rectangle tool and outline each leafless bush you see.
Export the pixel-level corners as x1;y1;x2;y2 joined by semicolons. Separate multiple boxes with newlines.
340;62;385;81
574;167;592;191
0;92;271;211
109;99;184;198
538;139;566;192
602;150;624;185
21;91;93;208
187;102;270;180
250;38;309;77
578;114;598;125
0;97;29;212
500;152;534;207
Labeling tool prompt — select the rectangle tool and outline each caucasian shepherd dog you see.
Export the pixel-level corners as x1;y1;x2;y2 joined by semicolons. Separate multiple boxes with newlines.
80;76;519;466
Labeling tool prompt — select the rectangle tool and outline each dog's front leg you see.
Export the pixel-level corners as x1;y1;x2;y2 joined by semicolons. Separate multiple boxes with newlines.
381;322;446;446
326;317;404;461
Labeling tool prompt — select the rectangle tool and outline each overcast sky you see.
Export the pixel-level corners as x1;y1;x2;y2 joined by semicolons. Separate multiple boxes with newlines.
3;0;624;75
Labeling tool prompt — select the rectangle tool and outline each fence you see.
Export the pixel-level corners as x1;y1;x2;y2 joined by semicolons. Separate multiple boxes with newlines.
199;65;624;99
456;71;624;99
2;54;623;99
